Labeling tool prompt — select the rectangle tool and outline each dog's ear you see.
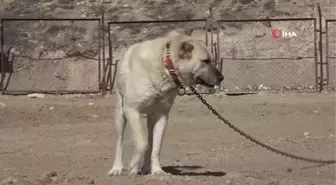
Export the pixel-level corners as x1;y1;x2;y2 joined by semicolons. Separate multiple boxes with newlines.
179;41;194;59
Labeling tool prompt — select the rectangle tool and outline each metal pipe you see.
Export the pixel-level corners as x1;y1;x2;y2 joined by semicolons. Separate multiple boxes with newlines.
2;90;100;95
205;19;208;47
325;20;330;89
314;18;318;91
98;15;102;91
2;18;100;21
216;24;220;70
110;60;118;93
101;8;106;95
108;22;113;94
0;19;4;94
318;3;323;92
107;19;207;25
217;18;316;23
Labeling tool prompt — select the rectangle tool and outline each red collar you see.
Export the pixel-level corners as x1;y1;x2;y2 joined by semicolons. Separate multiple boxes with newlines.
165;42;185;95
165;42;182;86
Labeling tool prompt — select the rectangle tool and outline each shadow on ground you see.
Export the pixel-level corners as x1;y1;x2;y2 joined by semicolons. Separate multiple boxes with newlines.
163;165;226;177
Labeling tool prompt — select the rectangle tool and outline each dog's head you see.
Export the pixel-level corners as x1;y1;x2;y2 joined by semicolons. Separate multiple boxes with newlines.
169;37;224;88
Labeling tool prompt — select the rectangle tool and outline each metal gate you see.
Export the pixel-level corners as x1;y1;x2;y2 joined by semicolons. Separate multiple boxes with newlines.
216;18;318;93
325;19;336;90
0;18;102;95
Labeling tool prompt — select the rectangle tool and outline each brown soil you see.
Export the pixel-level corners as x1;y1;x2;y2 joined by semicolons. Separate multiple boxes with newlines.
0;92;335;185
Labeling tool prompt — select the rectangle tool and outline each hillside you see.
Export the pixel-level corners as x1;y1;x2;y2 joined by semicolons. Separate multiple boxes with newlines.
0;0;335;92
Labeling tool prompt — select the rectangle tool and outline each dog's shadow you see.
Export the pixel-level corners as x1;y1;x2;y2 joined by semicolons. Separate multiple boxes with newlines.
162;165;226;177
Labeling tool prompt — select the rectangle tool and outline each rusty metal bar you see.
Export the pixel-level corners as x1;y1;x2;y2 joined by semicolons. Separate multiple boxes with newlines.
318;3;323;92
220;56;315;60
110;60;118;93
220;58;224;75
0;19;4;94
209;8;214;55
205;20;209;47
2;90;100;95
325;19;329;89
2;18;100;21
216;24;220;71
108;19;206;25
314;18;318;91
217;18;315;23
108;23;113;94
101;7;107;95
98;15;102;91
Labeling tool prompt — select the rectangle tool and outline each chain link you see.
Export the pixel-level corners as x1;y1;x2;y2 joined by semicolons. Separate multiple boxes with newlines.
188;86;336;165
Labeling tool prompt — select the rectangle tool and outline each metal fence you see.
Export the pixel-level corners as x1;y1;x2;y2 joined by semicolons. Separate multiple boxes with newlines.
0;18;101;95
326;19;336;90
217;18;317;93
0;4;334;95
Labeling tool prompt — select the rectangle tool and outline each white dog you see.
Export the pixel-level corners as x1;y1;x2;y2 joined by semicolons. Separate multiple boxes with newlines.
108;30;224;176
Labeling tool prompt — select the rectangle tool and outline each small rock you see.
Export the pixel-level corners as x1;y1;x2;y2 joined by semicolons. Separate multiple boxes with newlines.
184;176;192;181
246;177;262;185
247;85;253;91
88;102;94;106
40;171;57;182
78;176;89;180
0;102;6;108
287;168;292;173
49;107;54;110
88;179;94;184
316;171;321;175
235;86;242;91
313;110;319;114
225;172;241;179
92;115;99;118
51;176;57;182
27;93;45;99
159;175;170;181
225;179;232;184
2;177;18;185
262;86;270;91
329;134;335;138
258;84;264;90
304;132;310;138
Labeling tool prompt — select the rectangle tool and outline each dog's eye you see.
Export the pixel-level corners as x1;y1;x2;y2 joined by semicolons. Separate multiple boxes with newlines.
202;59;211;64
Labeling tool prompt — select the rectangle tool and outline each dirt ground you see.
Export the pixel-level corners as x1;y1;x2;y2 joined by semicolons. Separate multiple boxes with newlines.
0;92;335;185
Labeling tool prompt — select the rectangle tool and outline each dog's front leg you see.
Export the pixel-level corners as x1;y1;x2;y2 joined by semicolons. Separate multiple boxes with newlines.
150;111;169;175
108;93;126;176
124;107;148;175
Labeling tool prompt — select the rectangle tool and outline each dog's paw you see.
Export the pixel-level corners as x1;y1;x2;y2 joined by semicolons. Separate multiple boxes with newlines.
108;166;124;176
151;168;168;175
128;168;141;176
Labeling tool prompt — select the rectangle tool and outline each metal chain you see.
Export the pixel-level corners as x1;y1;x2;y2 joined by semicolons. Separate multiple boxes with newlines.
188;86;336;165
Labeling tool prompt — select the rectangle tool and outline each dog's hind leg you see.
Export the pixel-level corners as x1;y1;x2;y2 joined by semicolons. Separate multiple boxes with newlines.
108;92;127;176
142;108;170;175
124;107;148;175
141;114;155;175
